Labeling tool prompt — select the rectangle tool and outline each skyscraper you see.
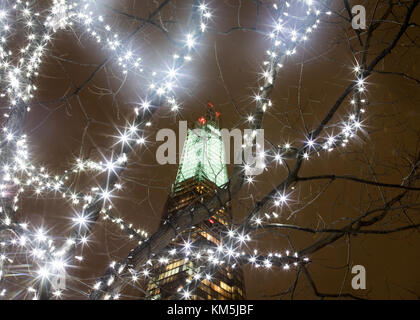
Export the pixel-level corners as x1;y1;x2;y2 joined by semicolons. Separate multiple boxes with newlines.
147;103;245;300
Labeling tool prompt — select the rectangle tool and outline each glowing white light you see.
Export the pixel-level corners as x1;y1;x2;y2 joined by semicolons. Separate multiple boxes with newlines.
184;241;192;251
142;101;150;109
186;34;195;48
182;290;191;299
101;189;111;200
167;68;177;78
73;213;89;228
80;236;88;245
307;139;314;148
119;133;130;145
53;290;62;298
37;267;50;279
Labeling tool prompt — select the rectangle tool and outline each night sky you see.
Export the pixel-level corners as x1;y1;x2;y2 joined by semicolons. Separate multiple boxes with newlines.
5;0;420;299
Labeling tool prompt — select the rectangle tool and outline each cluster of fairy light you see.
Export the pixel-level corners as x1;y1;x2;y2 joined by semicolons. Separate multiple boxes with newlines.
0;134;149;298
172;0;368;299
242;1;367;216
95;232;309;300
242;1;329;185
172;239;305;300
0;0;78;110
0;216;84;300
0;0;372;300
69;0;216;113
0;136;148;299
0;128;146;242
0;0;213;299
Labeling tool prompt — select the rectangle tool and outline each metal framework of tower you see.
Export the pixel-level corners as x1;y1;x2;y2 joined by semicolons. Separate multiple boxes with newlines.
147;104;246;300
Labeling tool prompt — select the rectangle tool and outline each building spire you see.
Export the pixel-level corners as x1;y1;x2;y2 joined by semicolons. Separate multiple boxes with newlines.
197;101;221;126
174;102;228;188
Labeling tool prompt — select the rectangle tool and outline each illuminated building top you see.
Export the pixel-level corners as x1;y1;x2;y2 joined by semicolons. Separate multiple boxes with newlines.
173;103;228;188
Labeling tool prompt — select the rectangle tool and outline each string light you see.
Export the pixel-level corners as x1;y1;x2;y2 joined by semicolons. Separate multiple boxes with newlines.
0;0;374;300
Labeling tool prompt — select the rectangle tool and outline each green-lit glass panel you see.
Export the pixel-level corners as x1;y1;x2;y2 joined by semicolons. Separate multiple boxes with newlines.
175;123;228;187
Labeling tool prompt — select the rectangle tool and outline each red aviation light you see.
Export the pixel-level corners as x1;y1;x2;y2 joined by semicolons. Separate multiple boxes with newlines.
198;116;207;125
